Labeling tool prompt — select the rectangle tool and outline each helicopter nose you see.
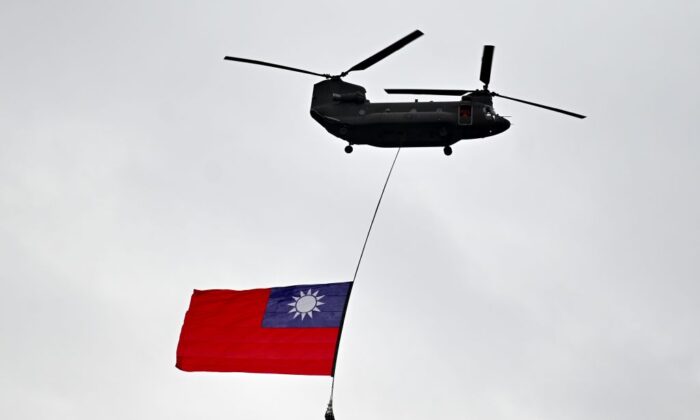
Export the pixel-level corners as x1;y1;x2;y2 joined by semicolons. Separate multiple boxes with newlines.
498;116;511;132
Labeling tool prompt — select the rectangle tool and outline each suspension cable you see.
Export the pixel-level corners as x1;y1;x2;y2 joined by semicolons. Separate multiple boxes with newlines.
328;147;402;407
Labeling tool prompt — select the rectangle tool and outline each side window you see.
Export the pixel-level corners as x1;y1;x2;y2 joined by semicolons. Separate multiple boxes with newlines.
458;105;472;125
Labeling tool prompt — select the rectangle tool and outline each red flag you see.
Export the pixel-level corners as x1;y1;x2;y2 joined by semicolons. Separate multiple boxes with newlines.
176;282;352;376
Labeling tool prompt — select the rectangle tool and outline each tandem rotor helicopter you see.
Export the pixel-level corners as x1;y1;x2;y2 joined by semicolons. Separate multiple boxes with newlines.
224;30;585;156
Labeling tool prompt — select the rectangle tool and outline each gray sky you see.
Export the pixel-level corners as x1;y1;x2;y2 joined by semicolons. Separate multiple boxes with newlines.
1;1;699;419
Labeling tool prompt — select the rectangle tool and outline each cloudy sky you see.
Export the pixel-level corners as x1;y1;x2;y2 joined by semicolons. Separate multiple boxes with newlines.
1;1;699;419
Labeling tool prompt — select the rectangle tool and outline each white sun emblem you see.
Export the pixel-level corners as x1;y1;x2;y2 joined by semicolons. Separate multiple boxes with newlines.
288;289;325;321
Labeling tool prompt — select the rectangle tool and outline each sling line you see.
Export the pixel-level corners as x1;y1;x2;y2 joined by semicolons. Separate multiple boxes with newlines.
327;147;402;414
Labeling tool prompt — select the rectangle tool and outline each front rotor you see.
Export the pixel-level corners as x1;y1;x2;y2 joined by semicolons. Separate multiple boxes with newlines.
385;45;586;119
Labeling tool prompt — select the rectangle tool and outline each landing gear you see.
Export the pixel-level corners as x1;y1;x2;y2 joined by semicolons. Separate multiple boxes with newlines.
344;145;353;154
443;145;452;156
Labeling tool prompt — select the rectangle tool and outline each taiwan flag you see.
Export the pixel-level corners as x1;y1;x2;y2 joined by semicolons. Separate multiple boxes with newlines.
176;282;352;376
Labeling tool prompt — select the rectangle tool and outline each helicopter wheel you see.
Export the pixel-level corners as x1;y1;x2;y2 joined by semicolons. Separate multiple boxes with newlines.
443;146;452;156
344;145;353;154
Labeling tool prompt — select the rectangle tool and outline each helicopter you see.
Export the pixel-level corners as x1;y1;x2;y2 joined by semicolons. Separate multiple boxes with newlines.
224;30;585;156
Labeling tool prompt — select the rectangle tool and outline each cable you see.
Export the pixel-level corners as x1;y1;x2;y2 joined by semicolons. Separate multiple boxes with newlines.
328;147;402;408
352;147;402;283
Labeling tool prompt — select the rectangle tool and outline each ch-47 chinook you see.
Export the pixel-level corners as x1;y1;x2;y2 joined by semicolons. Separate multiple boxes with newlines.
224;30;585;156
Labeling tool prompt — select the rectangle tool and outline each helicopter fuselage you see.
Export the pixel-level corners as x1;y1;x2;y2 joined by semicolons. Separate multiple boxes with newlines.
309;79;510;148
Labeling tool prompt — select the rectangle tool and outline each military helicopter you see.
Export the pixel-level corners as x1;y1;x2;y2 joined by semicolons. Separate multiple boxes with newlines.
224;30;585;156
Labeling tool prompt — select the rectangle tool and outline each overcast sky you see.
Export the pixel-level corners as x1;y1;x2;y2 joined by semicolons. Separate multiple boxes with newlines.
1;1;699;419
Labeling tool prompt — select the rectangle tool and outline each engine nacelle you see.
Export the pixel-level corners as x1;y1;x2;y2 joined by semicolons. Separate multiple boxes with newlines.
332;91;367;104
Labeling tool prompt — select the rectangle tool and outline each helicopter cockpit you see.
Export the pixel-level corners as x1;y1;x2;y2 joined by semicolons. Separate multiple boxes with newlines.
482;105;497;120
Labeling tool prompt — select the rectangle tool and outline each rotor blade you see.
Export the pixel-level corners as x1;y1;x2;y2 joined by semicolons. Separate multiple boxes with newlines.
344;30;424;74
223;56;329;78
385;89;472;96
480;45;494;88
493;93;586;119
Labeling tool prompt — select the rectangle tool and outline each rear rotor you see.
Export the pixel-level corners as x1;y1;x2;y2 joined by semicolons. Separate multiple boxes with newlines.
224;30;423;80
